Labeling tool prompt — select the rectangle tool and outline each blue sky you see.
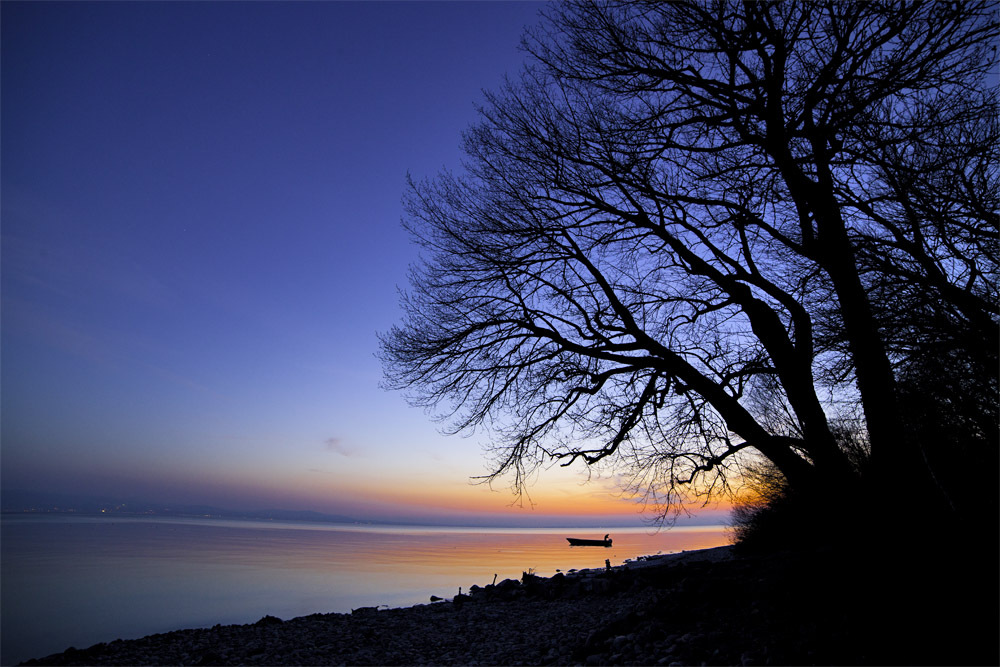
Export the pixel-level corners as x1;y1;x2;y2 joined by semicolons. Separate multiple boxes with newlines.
1;1;726;527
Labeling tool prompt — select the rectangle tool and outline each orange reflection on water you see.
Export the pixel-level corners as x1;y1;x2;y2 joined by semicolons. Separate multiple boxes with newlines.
320;525;732;588
1;517;731;665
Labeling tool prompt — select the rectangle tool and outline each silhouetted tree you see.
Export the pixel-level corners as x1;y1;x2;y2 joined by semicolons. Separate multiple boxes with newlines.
381;0;998;525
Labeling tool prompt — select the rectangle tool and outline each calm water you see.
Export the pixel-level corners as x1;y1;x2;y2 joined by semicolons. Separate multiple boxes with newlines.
1;515;729;664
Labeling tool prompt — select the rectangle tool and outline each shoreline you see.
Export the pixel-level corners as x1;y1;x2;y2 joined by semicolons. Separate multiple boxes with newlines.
3;517;732;665
22;543;998;666
23;545;739;666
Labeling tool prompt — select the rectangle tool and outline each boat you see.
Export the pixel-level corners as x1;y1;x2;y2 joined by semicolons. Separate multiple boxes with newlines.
566;534;612;547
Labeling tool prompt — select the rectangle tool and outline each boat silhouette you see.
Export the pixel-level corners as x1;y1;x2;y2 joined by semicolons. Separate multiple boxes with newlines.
566;534;612;547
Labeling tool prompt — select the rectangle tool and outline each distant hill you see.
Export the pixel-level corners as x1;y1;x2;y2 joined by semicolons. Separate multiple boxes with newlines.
1;488;724;529
0;489;365;525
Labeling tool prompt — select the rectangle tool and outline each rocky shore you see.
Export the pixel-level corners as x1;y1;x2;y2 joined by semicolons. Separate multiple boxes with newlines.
22;544;998;666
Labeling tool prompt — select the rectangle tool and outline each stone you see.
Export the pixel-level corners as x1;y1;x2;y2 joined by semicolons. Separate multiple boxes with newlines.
254;615;284;626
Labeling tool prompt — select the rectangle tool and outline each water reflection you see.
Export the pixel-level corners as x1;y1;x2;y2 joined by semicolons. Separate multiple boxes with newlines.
1;516;728;664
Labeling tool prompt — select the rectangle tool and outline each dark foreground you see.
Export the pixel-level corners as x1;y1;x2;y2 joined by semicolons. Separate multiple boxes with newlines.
24;543;998;666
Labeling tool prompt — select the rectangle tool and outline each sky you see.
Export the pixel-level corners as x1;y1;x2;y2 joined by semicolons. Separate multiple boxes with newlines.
1;1;727;528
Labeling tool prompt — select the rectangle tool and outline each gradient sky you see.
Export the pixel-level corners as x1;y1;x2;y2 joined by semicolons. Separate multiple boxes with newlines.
1;1;726;527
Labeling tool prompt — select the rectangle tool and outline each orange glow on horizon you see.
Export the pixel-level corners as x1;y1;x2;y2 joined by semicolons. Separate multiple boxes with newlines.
319;470;736;523
135;458;735;524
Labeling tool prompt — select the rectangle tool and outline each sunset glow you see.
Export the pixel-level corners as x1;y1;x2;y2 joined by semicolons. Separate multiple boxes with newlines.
0;1;733;529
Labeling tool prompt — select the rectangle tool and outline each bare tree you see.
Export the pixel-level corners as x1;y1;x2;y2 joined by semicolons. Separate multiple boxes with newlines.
380;0;998;523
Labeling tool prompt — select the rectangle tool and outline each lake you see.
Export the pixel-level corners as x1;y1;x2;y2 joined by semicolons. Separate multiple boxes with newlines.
1;515;729;664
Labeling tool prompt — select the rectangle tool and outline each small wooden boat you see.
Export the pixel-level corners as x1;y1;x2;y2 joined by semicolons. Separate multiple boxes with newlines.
566;534;612;547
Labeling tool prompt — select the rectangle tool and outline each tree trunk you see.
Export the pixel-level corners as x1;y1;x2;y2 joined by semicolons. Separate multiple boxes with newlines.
813;207;943;505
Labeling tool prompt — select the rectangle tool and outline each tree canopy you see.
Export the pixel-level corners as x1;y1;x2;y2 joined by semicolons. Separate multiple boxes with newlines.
381;0;998;526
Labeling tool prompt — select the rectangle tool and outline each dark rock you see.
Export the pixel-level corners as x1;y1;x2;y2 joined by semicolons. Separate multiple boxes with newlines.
255;614;284;626
195;650;223;665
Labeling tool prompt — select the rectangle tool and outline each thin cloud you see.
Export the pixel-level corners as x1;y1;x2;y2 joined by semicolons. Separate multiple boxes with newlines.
324;437;357;457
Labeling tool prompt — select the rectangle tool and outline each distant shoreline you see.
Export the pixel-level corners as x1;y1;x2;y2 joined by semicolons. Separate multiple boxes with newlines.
1;509;727;531
1;490;730;530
